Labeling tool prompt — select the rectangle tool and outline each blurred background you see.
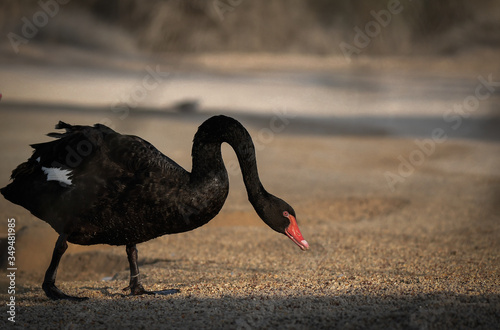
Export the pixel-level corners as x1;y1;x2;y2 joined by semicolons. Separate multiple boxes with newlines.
0;0;499;118
1;0;500;118
2;0;500;55
0;0;499;288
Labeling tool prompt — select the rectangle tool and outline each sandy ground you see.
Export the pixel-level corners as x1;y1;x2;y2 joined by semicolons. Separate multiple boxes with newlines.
0;53;499;329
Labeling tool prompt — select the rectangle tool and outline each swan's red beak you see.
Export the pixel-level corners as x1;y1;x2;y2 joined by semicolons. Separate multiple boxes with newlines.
284;214;309;250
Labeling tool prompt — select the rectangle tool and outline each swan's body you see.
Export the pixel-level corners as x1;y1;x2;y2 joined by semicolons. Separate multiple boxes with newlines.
1;115;308;300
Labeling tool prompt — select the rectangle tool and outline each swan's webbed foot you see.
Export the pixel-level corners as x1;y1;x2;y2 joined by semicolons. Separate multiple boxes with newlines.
42;282;88;301
122;281;155;295
123;278;179;296
42;235;88;301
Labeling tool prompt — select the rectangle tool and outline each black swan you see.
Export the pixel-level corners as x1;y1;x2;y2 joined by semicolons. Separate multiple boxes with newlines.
1;115;309;300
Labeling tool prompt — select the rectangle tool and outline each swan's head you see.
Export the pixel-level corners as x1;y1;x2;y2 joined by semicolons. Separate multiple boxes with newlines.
256;194;309;251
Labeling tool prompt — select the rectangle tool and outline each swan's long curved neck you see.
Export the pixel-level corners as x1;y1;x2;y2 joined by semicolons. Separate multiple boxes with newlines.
190;116;267;205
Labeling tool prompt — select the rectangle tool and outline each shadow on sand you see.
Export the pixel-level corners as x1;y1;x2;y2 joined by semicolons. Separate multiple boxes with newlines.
11;290;499;329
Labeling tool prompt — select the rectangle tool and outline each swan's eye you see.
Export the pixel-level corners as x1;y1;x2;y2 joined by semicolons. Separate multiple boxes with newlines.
283;211;289;218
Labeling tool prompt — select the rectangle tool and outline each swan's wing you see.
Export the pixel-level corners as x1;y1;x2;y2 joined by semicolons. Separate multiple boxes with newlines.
105;134;187;176
24;121;186;179
2;122;189;241
25;121;112;174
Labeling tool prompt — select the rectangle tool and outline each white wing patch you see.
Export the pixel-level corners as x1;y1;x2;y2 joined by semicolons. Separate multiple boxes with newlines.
41;167;73;186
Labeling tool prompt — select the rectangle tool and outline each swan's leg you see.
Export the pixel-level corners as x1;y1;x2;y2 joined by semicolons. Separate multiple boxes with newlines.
123;244;179;296
42;234;88;301
123;244;154;295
